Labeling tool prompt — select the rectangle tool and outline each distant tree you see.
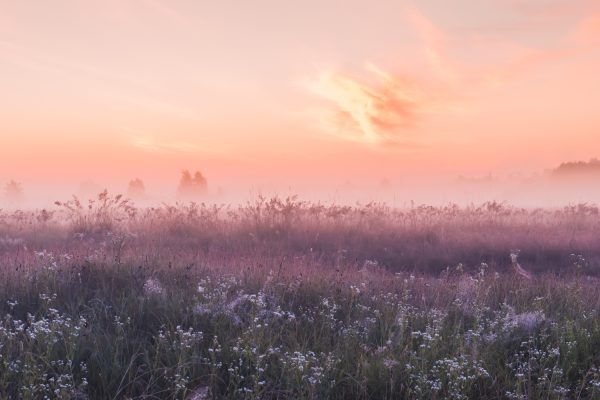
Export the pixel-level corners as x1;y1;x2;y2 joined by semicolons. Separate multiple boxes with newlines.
553;158;600;175
4;180;24;205
127;178;146;200
193;171;207;188
177;170;208;199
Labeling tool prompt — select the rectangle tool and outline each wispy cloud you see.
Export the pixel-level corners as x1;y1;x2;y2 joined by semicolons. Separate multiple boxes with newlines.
305;5;460;145
306;2;599;145
130;136;205;154
307;64;429;144
305;6;459;145
121;127;207;154
405;6;457;83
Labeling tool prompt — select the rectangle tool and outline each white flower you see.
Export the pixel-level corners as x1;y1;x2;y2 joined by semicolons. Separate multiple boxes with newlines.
143;278;164;296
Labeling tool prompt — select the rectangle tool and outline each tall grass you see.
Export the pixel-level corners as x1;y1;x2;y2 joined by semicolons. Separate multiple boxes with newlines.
0;194;599;399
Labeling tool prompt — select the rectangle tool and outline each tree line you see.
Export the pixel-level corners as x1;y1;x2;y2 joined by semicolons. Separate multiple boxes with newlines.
1;169;209;206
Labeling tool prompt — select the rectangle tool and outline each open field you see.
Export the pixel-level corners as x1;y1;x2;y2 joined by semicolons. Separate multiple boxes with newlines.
1;194;600;399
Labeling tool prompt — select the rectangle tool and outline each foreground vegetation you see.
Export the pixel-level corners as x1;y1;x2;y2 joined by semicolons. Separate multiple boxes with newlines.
0;194;599;399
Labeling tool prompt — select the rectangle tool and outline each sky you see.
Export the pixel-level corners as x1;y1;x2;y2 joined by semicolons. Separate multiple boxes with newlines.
1;0;600;203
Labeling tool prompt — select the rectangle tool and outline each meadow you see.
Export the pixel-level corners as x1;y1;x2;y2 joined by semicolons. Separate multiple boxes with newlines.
0;192;599;399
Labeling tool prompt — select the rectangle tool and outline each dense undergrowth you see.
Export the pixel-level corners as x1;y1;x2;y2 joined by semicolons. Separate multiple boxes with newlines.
1;262;599;399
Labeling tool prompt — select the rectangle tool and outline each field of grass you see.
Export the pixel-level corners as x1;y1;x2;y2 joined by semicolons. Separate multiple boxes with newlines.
1;193;599;399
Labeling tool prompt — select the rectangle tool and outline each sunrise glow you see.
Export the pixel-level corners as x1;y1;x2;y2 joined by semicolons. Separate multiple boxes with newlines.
1;0;599;204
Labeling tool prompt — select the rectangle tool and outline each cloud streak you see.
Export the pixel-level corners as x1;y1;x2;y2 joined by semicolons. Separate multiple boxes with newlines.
305;7;458;145
130;135;206;154
308;64;429;144
121;127;208;154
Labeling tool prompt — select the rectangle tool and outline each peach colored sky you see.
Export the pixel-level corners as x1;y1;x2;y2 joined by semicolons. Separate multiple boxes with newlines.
1;0;600;199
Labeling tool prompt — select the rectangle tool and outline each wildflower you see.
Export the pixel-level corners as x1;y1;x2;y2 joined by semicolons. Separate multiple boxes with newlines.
504;311;545;333
143;278;164;296
187;386;210;400
6;300;18;311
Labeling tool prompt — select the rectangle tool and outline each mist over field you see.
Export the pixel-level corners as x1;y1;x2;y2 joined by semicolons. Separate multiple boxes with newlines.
4;158;600;209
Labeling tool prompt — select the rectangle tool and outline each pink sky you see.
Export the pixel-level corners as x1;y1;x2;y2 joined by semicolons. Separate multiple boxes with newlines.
1;0;600;201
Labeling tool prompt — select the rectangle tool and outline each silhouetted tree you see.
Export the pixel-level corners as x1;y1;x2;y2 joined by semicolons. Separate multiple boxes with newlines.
177;170;208;199
4;180;24;205
553;158;600;175
127;178;146;200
